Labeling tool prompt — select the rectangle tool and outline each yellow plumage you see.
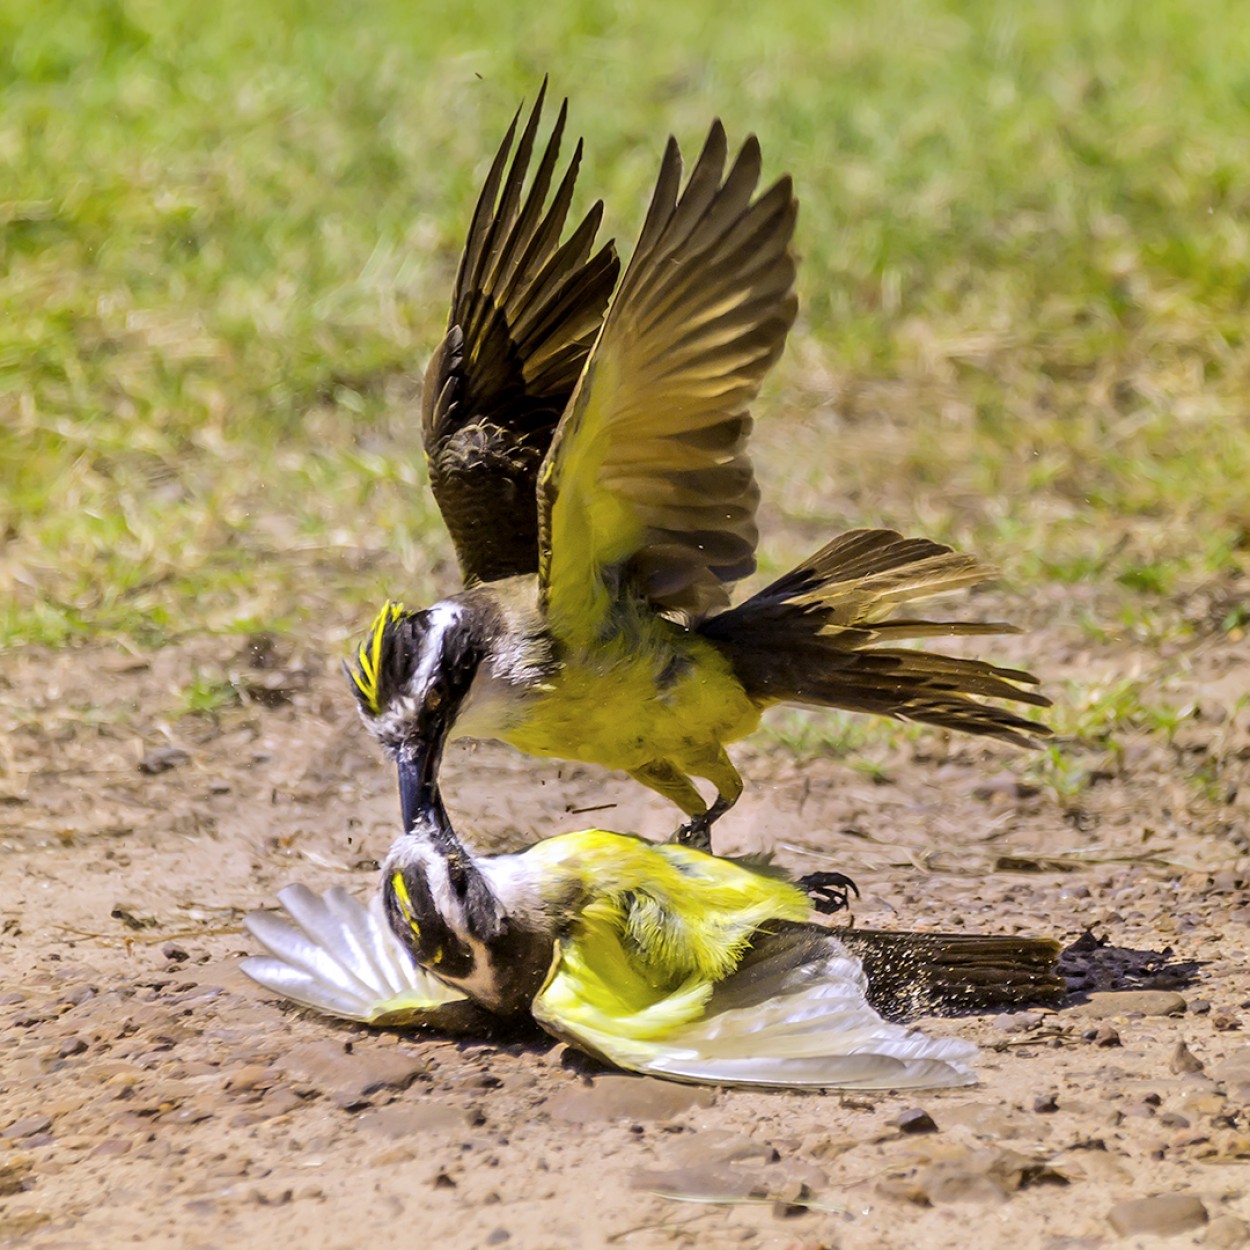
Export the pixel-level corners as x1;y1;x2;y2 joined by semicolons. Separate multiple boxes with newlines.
523;830;810;984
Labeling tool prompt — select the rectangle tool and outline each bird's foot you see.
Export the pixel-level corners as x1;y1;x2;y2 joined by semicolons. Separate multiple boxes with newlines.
671;795;735;851
672;813;713;850
799;871;860;916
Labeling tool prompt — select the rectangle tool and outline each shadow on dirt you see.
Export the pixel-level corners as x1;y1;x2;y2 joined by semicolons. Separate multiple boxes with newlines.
1058;929;1203;995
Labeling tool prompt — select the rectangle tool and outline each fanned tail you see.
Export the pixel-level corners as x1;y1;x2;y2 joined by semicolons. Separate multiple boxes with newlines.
702;528;1050;748
839;927;1066;1019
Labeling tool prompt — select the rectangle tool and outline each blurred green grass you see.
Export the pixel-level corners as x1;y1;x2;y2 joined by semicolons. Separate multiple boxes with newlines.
3;0;1249;650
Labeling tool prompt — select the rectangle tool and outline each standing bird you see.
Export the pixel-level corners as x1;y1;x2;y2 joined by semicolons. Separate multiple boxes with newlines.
349;85;1049;848
242;819;1064;1091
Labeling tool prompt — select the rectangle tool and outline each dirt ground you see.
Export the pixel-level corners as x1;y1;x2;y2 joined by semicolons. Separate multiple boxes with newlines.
2;617;1250;1250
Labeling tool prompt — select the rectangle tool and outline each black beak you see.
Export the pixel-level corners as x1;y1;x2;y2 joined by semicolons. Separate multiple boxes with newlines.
397;717;456;848
400;745;445;835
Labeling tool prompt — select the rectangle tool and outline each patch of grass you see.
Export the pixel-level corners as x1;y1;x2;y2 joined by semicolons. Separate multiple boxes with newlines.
1187;758;1237;807
176;673;239;718
1220;604;1250;635
1047;676;1194;746
758;707;914;762
1116;563;1177;597
1027;743;1095;805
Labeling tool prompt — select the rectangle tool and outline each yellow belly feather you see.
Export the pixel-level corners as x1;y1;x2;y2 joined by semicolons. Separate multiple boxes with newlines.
503;622;760;775
523;829;811;1037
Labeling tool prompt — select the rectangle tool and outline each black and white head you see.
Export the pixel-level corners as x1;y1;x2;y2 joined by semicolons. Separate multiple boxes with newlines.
379;820;552;1015
381;827;502;984
346;600;488;830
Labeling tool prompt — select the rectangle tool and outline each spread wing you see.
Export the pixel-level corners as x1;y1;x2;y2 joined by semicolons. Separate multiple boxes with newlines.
536;122;798;640
423;81;620;585
241;884;489;1032
532;918;977;1090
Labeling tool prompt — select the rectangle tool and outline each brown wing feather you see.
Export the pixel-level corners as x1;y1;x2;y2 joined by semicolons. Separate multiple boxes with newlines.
536;122;798;640
422;81;620;585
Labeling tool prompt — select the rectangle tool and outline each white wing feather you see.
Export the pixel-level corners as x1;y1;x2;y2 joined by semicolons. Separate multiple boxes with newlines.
241;884;473;1028
534;935;977;1090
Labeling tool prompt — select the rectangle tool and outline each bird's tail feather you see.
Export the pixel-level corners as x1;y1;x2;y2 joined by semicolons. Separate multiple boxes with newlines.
702;528;1050;747
837;927;1066;1019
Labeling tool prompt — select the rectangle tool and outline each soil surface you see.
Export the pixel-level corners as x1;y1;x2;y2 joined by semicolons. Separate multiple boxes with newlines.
2;627;1250;1250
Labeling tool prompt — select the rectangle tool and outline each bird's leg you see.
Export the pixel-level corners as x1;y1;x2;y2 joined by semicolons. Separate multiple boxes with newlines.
671;748;743;850
798;871;860;916
629;761;707;824
673;794;735;850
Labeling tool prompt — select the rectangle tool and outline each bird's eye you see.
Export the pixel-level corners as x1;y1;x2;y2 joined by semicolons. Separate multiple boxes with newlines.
426;687;443;711
431;947;444;965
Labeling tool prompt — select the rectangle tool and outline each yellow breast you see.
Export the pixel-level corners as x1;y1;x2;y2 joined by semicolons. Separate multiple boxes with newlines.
502;623;760;771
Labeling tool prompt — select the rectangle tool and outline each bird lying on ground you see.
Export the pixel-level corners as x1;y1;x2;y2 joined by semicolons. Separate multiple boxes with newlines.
347;83;1049;849
241;817;1063;1092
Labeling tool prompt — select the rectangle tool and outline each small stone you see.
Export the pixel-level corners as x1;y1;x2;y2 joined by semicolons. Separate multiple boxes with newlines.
772;1181;814;1219
2;1115;52;1140
548;1075;715;1124
1177;1091;1226;1118
635;1161;770;1204
1211;1047;1250;1087
1213;1014;1239;1032
667;1132;777;1167
484;1232;510;1247
277;1041;429;1107
259;1087;302;1118
57;1037;88;1058
139;746;190;775
356;1104;463;1137
1199;1133;1250;1162
1033;1093;1059;1114
895;1108;938;1134
1092;1026;1121;1048
225;1065;273;1093
994;1012;1042;1034
1170;1042;1205;1074
161;944;190;963
1204;1214;1250;1248
1107;1194;1207;1238
0;1158;33;1197
1069;991;1187;1019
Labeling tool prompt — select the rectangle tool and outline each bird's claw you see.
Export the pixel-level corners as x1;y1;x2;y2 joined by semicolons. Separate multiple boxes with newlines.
799;871;860;916
671;795;736;850
672;815;713;850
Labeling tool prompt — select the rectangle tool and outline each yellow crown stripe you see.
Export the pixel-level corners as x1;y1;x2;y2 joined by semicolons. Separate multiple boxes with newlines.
350;601;405;714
